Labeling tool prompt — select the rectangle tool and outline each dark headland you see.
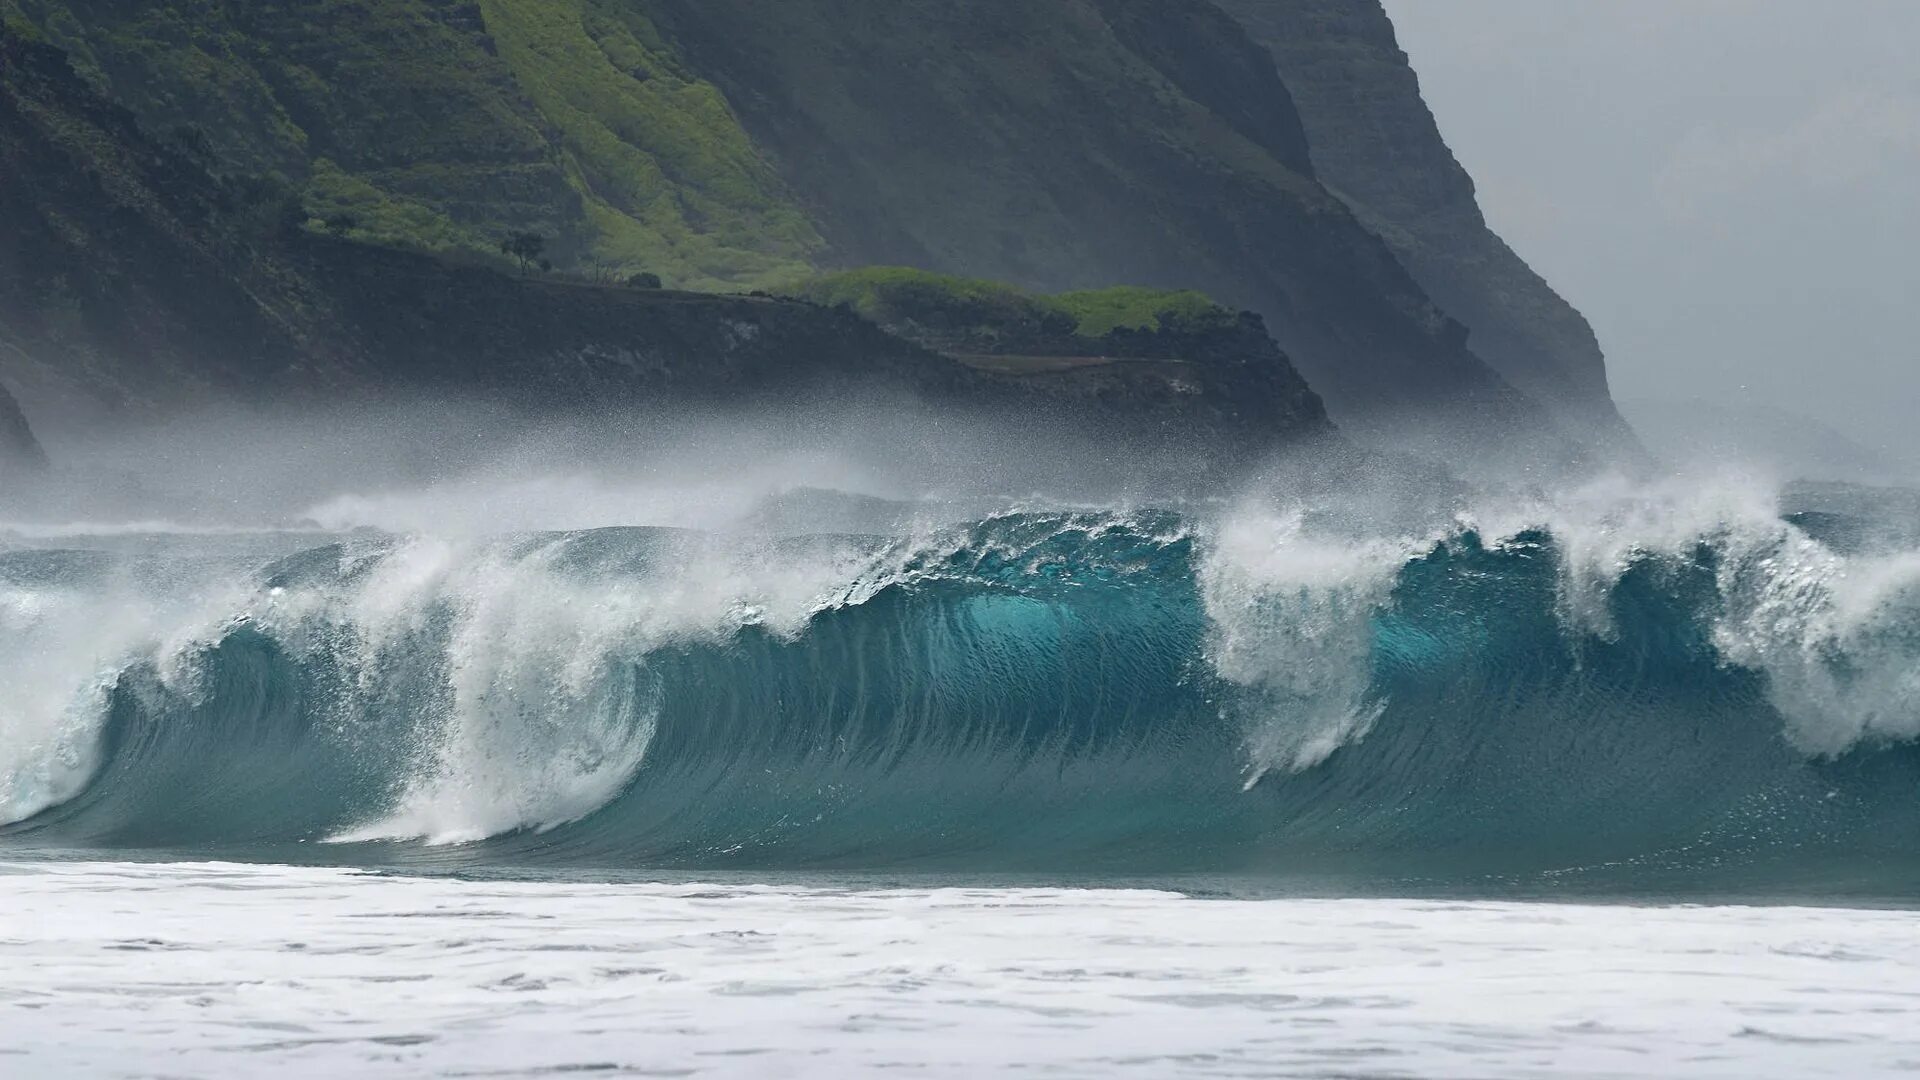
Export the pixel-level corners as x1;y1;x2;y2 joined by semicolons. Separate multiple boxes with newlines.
0;1;1633;487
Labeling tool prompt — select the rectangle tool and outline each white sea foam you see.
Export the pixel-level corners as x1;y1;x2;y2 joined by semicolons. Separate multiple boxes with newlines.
0;566;247;825
310;532;883;844
1460;469;1788;638
1713;534;1920;753
0;584;119;823
3;860;1917;1079
1199;507;1414;779
1456;471;1920;755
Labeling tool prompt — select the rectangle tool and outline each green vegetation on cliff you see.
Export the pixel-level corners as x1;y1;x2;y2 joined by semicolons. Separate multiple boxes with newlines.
792;268;1239;351
0;0;819;288
472;0;821;286
1;22;1331;483
1053;286;1237;336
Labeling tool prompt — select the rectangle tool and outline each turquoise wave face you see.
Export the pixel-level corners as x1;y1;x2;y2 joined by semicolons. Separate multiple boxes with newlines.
2;508;1917;891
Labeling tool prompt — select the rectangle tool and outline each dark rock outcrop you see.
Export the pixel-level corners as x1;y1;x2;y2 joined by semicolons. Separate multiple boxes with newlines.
0;26;323;419
0;370;46;475
1217;0;1630;443
646;0;1555;448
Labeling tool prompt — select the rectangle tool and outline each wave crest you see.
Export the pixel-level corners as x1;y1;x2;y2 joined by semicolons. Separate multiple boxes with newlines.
3;489;1918;879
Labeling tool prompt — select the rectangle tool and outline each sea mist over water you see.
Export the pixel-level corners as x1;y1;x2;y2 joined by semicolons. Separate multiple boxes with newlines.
12;393;1353;534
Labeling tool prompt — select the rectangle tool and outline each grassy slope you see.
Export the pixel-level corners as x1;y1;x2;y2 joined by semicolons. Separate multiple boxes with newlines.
1054;286;1236;336
796;268;1237;341
475;0;819;288
0;0;817;287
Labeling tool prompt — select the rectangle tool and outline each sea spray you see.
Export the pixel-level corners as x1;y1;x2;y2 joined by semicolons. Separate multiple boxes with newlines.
1198;507;1409;781
0;486;1916;879
278;530;886;844
0;550;254;823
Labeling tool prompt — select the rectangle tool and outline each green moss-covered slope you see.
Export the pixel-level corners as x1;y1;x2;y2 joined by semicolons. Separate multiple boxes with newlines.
0;0;820;288
473;0;821;287
1054;287;1239;337
794;268;1240;348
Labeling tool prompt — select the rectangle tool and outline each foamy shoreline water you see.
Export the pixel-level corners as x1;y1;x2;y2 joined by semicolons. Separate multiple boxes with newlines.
4;860;1917;1078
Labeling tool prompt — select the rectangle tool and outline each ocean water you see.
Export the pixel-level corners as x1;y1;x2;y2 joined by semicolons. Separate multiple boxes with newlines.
7;860;1920;1079
2;476;1918;1073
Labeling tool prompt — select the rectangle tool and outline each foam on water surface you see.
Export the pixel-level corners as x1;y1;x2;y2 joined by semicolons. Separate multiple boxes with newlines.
3;860;1918;1078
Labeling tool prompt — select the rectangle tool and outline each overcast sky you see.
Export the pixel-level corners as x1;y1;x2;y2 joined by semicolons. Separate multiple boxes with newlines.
1380;1;1920;463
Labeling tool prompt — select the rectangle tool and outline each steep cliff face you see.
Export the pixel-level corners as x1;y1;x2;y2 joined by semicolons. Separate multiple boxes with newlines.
645;0;1553;444
1216;0;1626;437
0;26;328;420
0;367;46;475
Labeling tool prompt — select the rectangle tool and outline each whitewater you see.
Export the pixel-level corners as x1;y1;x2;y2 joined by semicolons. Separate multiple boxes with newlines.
5;860;1918;1079
3;470;1919;1074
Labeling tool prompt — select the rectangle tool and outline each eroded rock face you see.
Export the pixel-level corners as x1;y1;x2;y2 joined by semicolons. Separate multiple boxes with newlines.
1217;0;1629;441
0;375;46;475
642;0;1554;444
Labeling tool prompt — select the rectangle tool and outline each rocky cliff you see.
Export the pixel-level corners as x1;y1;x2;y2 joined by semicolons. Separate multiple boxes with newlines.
0;369;44;475
1217;0;1628;440
646;0;1557;449
2;0;1581;454
0;26;1328;487
0;22;347;421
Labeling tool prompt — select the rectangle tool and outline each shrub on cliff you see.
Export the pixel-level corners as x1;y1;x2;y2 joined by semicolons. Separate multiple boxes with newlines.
500;232;547;275
1054;286;1238;336
791;268;1070;347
